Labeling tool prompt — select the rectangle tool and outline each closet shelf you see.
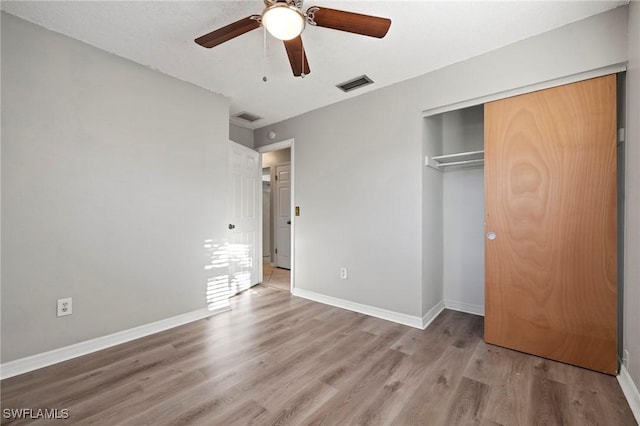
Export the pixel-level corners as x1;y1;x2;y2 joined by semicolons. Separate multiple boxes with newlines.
425;150;484;170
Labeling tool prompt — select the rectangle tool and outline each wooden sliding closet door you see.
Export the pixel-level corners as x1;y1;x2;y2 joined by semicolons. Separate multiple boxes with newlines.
484;75;617;374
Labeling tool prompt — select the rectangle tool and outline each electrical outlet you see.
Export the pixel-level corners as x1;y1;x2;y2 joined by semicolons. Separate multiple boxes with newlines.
340;267;348;280
57;298;72;317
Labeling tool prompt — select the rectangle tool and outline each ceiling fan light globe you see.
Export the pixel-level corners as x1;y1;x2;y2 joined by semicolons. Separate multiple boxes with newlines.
262;4;305;41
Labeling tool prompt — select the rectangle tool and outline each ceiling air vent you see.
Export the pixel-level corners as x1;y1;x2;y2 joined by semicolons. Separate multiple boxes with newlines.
233;111;263;123
336;75;374;93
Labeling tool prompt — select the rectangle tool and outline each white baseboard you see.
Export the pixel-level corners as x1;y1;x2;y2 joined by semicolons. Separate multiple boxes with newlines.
422;300;445;329
618;364;640;423
0;305;231;380
292;288;426;329
444;299;484;316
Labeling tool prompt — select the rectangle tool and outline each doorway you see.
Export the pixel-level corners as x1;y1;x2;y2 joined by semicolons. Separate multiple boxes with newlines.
258;140;295;292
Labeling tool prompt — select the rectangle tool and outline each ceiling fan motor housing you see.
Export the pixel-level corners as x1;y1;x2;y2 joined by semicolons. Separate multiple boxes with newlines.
261;1;306;41
264;0;304;8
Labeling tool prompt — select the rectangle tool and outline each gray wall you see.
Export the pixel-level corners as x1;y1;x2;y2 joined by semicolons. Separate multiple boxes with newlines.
262;148;291;169
443;168;484;311
260;94;425;316
624;0;640;389
1;13;230;362
229;124;254;148
255;7;629;320
422;117;444;315
441;107;484;155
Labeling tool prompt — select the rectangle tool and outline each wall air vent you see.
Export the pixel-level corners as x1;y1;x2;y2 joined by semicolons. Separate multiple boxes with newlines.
233;111;263;123
336;75;374;93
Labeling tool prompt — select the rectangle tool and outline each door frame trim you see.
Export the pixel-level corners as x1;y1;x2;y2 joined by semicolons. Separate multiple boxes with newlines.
257;139;295;293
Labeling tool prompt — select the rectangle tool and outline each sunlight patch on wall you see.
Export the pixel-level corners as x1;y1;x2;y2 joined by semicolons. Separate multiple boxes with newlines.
228;241;252;294
204;239;231;311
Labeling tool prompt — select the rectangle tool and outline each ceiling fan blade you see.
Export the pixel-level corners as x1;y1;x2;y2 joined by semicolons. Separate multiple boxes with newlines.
195;16;260;48
284;36;310;77
308;7;391;38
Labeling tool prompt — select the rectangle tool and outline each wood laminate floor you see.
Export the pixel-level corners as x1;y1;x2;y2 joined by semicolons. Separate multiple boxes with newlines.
1;286;636;425
261;263;290;292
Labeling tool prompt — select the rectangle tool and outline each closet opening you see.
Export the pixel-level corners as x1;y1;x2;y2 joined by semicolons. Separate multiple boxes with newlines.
424;104;485;316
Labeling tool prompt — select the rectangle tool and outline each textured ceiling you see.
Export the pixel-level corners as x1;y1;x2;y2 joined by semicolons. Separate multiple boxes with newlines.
1;1;627;129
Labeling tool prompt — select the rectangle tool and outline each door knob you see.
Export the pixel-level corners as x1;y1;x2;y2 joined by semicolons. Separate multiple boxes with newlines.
287;220;291;225
228;224;235;230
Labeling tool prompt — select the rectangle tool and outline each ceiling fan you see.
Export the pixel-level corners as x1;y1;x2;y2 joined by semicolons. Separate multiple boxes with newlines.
194;0;392;78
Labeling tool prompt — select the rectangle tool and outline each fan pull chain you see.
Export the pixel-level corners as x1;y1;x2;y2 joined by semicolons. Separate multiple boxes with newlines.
300;48;305;79
262;26;268;82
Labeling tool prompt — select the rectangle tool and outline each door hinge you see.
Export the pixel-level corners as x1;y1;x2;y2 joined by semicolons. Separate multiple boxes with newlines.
618;128;625;143
275;248;278;254
275;175;278;180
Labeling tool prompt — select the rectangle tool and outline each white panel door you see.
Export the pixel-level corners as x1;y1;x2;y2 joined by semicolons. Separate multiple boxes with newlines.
262;183;271;259
275;164;291;269
228;141;261;294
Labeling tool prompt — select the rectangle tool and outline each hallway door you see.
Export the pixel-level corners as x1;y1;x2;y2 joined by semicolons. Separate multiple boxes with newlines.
275;164;291;269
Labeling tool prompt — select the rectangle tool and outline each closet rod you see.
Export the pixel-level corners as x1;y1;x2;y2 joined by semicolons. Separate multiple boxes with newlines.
431;150;484;162
438;158;484;167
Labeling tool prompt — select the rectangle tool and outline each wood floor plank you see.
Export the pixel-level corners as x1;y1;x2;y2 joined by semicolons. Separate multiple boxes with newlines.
326;347;430;425
442;377;490;426
306;349;408;425
317;328;406;390
200;399;268;426
1;286;636;426
76;370;208;424
529;376;570;426
477;344;532;426
254;379;338;426
390;344;480;425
